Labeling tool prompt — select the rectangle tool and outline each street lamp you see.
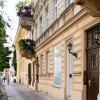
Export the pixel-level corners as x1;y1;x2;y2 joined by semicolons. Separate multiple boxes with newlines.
67;42;77;58
94;31;100;46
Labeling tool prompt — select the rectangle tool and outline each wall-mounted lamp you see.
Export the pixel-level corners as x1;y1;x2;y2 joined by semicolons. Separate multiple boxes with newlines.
67;42;77;58
94;31;100;46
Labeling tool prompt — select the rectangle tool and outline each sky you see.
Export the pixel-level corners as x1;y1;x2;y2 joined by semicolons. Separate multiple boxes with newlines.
3;0;20;48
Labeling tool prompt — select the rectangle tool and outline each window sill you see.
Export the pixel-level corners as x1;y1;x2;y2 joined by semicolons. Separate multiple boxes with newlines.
53;85;62;89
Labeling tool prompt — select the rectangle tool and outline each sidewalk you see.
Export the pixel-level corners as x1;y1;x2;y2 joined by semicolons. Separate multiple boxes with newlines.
5;82;56;100
0;81;7;100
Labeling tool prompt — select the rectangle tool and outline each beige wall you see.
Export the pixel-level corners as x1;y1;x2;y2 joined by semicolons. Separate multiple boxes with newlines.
15;27;33;86
35;12;100;99
33;0;82;40
14;0;100;100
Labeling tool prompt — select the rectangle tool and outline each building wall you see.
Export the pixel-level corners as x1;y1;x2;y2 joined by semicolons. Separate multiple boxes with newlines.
34;7;100;99
15;27;33;86
32;0;83;99
33;0;82;40
14;0;100;100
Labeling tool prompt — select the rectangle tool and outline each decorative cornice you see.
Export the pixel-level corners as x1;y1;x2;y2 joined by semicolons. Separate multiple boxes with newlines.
36;9;87;52
74;0;100;17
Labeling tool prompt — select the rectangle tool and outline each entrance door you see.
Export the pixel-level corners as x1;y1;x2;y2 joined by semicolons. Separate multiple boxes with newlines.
87;24;100;100
87;49;99;100
67;40;73;100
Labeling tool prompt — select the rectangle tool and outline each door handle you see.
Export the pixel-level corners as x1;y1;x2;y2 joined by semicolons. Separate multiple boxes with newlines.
88;80;91;86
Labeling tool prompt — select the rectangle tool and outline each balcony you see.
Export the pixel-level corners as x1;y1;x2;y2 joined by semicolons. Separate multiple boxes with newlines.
19;16;33;29
17;6;34;28
18;39;36;59
74;0;100;17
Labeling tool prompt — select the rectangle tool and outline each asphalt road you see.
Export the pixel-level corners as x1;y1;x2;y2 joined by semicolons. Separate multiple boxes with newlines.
4;82;56;100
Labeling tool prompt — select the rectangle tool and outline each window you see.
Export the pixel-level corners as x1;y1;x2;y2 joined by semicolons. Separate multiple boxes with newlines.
35;23;37;39
54;45;62;86
40;16;42;35
53;0;57;20
66;0;73;7
45;6;48;28
46;51;50;73
40;54;43;73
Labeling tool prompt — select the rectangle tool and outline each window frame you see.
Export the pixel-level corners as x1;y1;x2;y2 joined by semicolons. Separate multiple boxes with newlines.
39;16;42;35
45;5;49;29
40;54;43;74
54;44;62;87
53;0;58;20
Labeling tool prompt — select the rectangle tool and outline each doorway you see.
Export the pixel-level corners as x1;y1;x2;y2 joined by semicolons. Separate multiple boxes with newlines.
28;63;31;85
67;39;73;100
86;24;100;100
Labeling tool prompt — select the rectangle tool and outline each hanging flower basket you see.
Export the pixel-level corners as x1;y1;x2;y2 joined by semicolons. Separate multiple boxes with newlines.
18;39;36;59
17;6;32;17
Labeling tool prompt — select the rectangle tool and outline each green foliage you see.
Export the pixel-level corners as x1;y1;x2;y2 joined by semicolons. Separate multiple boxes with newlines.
0;16;7;44
18;39;36;53
16;1;26;10
0;47;12;71
16;0;31;10
12;50;17;75
16;0;32;17
0;0;5;8
0;0;12;71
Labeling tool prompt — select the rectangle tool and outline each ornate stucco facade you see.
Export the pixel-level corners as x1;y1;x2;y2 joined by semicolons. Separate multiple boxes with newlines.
14;0;100;100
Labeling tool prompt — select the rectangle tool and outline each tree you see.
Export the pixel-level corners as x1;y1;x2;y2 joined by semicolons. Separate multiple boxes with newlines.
0;0;5;8
0;47;12;71
16;0;31;9
12;50;17;75
0;0;12;71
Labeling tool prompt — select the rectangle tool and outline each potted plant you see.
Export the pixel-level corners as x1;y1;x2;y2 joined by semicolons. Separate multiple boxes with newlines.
18;39;36;59
16;0;32;17
17;5;32;17
16;1;33;28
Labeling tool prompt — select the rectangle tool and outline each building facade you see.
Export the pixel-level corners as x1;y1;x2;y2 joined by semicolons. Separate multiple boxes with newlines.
14;25;33;86
32;0;100;100
14;0;100;100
